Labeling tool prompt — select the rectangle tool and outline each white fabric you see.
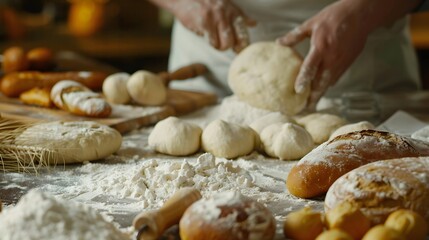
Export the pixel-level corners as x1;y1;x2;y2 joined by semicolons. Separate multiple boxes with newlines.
168;0;421;98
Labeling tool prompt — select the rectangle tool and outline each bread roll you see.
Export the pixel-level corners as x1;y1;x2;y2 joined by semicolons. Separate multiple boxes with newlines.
51;80;111;118
180;191;276;240
287;130;429;198
325;157;429;225
19;87;53;108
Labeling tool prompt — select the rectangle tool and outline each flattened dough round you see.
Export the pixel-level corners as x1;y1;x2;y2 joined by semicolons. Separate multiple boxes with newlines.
228;42;309;115
15;121;122;164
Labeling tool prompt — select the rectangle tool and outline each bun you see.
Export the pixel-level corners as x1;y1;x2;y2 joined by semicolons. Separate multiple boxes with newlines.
2;46;28;73
287;130;429;198
51;80;111;118
325;157;429;225
19;87;53;108
179;191;276;240
1;71;107;97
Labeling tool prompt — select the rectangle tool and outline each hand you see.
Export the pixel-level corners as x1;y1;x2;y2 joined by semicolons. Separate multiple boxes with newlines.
277;0;371;110
171;0;256;52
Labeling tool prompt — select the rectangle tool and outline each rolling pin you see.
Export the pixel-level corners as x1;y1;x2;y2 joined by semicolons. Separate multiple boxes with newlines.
133;187;202;240
158;63;207;86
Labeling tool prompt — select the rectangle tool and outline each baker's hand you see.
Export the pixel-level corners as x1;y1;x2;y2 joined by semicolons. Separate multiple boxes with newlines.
277;1;370;110
171;0;256;52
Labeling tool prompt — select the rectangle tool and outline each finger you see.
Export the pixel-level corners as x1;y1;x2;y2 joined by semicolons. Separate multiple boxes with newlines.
234;6;257;27
277;26;310;47
232;16;250;53
218;22;234;51
205;13;220;49
295;45;322;94
307;69;332;109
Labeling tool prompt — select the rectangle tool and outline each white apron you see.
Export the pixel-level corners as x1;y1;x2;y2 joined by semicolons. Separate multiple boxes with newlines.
168;0;421;98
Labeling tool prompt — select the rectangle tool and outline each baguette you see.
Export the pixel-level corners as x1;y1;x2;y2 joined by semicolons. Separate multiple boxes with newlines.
325;157;429;225
286;130;429;199
1;71;107;97
51;80;111;118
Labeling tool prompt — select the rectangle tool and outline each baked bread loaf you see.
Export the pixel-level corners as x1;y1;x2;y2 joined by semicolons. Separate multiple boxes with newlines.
325;157;429;225
51;80;111;118
1;71;107;97
287;130;429;198
19;87;53;108
179;191;276;240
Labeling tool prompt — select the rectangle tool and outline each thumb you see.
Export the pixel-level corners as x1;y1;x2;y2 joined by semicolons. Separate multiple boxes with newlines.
277;26;309;46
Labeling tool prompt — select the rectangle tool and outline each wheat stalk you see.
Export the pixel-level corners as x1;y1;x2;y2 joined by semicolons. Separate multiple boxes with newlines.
0;118;62;173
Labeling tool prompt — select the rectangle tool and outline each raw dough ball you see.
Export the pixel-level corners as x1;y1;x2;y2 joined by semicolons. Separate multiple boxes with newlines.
202;119;256;159
362;225;404;240
228;42;310;116
411;126;429;142
180;191;276;240
316;229;354;240
325;201;371;240
296;113;347;144
148;116;202;156
283;207;324;240
249;112;296;134
14;121;122;164
127;70;167;106
102;72;131;104
384;209;428;240
329;121;375;140
260;123;314;160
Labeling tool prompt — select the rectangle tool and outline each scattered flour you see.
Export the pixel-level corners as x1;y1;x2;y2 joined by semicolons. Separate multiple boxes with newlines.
0;190;128;240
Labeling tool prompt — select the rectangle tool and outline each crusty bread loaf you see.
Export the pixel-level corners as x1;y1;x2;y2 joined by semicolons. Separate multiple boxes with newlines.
287;130;429;199
51;80;111;118
325;157;429;225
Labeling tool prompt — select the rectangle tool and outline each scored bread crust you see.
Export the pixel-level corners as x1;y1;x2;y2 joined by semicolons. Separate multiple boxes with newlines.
325;157;429;224
286;130;429;199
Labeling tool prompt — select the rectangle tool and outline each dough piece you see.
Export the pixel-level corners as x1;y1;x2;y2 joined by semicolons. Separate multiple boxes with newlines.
296;113;347;144
384;209;428;240
202;119;256;159
102;72;131;104
283;206;324;240
249;112;295;134
148;116;202;156
14;121;122;164
411;126;429;142
362;225;404;240
316;229;353;240
325;201;371;240
260;123;314;160
329;121;375;140
228;42;310;116
325;157;429;225
180;191;276;240
127;70;167;106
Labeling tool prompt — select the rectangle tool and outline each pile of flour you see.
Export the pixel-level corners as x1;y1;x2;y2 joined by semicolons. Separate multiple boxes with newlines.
0;190;128;240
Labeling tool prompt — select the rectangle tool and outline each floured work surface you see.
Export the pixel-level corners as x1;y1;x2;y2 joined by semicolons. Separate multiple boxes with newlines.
0;89;217;133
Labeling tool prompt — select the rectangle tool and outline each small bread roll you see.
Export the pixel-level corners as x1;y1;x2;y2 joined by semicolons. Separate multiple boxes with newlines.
249;112;295;134
148;116;202;156
102;72;131;104
362;225;405;240
283;206;324;240
325;201;371;240
296;113;347;144
180;191;276;240
384;209;428;240
316;229;353;240
3;46;28;73
127;70;167;106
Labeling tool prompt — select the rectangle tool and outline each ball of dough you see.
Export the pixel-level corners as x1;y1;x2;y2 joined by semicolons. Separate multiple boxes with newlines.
316;229;354;240
127;70;167;106
180;191;276;240
260;123;314;160
148;116;202;156
362;225;405;240
102;72;131;104
283;207;324;240
228;42;310;116
14;121;122;164
202;119;256;159
249;112;296;134
325;201;371;240
296;113;347;144
329;121;375;140
384;209;428;240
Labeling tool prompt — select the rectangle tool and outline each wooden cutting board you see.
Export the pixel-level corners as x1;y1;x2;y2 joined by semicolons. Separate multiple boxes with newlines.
0;89;217;134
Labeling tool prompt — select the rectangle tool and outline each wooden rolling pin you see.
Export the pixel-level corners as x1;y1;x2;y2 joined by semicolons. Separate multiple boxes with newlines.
133;188;202;240
158;63;207;86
